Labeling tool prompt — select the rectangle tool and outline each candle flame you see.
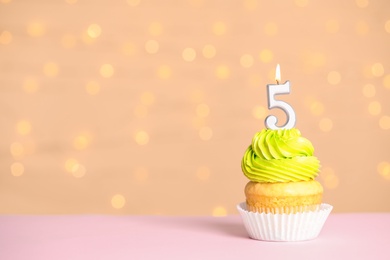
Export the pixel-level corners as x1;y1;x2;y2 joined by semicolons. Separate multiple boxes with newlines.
275;64;281;84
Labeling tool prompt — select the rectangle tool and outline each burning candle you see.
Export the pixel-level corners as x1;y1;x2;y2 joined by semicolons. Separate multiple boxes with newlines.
265;64;296;129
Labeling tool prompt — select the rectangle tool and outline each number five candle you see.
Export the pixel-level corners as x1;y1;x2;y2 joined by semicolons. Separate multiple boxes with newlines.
265;64;296;130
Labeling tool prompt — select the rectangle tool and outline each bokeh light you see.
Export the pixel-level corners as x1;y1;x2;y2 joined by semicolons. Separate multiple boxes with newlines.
368;101;381;116
215;65;230;79
371;63;384;77
252;105;266;119
100;64;114;78
196;103;210;118
157;65;172;79
145;40;159;54
212;21;227;36
140;91;155;105
73;134;92;150
111;194;126;209
23;78;39;93
87;24;102;38
135;131;149;145
321;167;340;189
134;167;149;182
182;47;196;62
27;22;45;37
355;20;369;35
127;0;140;7
327;71;341;85
212;206;227;217
199;126;213;140
264;22;278;36
0;30;12;45
377;161;390;180
11;162;24;177
294;0;309;7
196;166;211;181
355;0;369;8
85;81;101;95
310;101;325;116
259;49;273;63
319;118;333;132
385;20;390;33
325;19;340;33
61;34;77;48
10;142;24;159
202;44;216;59
16;120;32;136
148;22;163;36
362;84;376;98
43;62;59;77
383;75;390;89
240;54;254;68
379;116;390;130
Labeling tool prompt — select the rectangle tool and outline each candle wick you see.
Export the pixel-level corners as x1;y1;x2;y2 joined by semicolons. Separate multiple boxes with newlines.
276;80;279;85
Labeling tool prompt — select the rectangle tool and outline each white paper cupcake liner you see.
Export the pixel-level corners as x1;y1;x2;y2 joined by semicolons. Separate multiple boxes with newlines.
237;202;333;242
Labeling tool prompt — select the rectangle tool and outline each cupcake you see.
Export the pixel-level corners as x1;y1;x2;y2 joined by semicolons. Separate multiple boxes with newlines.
237;128;332;241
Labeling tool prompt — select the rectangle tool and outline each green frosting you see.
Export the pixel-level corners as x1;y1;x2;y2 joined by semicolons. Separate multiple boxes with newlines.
241;128;320;183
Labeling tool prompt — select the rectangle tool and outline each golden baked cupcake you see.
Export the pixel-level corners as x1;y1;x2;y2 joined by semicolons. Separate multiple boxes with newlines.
237;128;333;241
241;128;322;213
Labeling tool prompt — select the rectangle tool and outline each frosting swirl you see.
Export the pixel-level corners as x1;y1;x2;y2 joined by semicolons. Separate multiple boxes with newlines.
241;128;320;183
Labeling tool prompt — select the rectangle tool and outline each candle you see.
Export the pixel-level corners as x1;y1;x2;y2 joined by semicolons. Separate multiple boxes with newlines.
265;64;296;130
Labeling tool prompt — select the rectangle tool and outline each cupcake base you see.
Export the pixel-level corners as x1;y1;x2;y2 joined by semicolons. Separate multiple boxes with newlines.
237;202;333;242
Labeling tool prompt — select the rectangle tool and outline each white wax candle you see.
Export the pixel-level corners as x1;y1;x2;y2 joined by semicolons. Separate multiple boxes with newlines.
265;64;296;129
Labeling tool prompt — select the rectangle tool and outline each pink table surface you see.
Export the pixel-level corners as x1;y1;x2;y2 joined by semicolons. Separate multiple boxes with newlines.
1;213;389;260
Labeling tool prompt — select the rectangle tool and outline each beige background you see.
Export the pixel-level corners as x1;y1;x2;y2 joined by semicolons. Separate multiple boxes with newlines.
1;0;390;215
